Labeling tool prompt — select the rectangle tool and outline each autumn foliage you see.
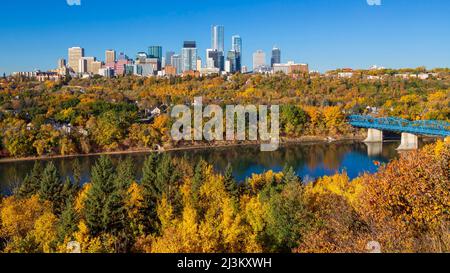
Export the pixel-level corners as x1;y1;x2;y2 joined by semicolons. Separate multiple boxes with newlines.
0;141;449;253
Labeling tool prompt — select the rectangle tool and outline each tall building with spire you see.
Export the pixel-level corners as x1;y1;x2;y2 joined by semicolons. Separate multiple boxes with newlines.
211;25;224;53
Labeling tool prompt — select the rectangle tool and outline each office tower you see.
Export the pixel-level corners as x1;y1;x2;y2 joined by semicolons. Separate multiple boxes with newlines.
165;51;175;66
78;58;88;74
81;57;96;74
105;50;116;64
171;54;182;75
92;61;102;75
148;46;163;70
232;35;242;54
211;25;224;53
253;50;266;70
271;47;281;67
148;46;163;61
206;49;215;69
57;58;66;69
182;41;198;72
68;47;84;73
232;35;242;72
206;49;224;71
226;50;238;73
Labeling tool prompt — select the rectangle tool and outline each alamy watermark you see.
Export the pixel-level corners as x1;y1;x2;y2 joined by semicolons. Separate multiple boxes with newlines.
171;97;280;152
66;0;81;6
367;0;381;6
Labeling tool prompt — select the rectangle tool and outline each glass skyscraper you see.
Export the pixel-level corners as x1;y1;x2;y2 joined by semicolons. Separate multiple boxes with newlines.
148;46;163;70
232;35;242;54
182;41;197;72
232;35;242;72
271;47;281;67
148;46;163;61
211;25;224;53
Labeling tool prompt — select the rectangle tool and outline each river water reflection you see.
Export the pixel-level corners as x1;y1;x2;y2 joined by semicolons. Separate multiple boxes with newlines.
0;141;400;194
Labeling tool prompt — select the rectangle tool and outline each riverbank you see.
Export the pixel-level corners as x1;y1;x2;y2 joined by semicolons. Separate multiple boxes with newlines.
0;135;365;163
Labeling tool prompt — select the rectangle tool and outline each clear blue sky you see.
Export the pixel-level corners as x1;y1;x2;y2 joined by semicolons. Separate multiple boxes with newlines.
1;0;449;75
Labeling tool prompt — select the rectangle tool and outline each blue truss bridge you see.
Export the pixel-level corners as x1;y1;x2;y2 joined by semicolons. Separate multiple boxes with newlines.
348;115;450;137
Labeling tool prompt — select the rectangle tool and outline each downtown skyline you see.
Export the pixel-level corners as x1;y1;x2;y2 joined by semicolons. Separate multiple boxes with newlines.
1;0;450;75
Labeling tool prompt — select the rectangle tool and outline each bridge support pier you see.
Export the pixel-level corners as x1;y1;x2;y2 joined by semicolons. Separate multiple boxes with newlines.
397;133;419;150
364;129;383;143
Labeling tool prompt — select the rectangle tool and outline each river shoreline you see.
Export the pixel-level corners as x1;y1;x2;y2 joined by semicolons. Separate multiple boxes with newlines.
0;135;365;163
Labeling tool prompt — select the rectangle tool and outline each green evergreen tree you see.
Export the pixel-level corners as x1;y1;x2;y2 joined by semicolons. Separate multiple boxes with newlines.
282;166;301;184
39;162;63;213
61;176;77;202
84;155;118;236
115;156;134;191
140;153;160;232
57;197;79;242
224;163;239;199
17;162;42;198
141;153;181;232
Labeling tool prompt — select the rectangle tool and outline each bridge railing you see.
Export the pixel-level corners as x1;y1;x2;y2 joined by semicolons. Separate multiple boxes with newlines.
348;115;450;137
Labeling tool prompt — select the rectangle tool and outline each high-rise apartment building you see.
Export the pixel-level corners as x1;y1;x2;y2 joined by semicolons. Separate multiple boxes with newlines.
253;50;266;70
271;47;281;67
182;41;198;72
68;47;84;73
211;25;224;53
105;50;116;64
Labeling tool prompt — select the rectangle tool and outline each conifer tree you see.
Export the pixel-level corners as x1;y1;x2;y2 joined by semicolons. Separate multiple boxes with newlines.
84;155;118;236
282;166;301;184
57;197;79;242
141;153;181;232
140;153;160;232
224;163;239;199
17;161;42;198
39;162;63;213
115;156;134;191
61;176;77;202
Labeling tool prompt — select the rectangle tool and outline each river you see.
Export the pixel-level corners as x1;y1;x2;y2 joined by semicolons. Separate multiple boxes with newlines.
0;141;402;194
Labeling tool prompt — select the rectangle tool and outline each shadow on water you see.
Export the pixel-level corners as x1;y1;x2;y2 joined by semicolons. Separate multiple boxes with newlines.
0;141;403;194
